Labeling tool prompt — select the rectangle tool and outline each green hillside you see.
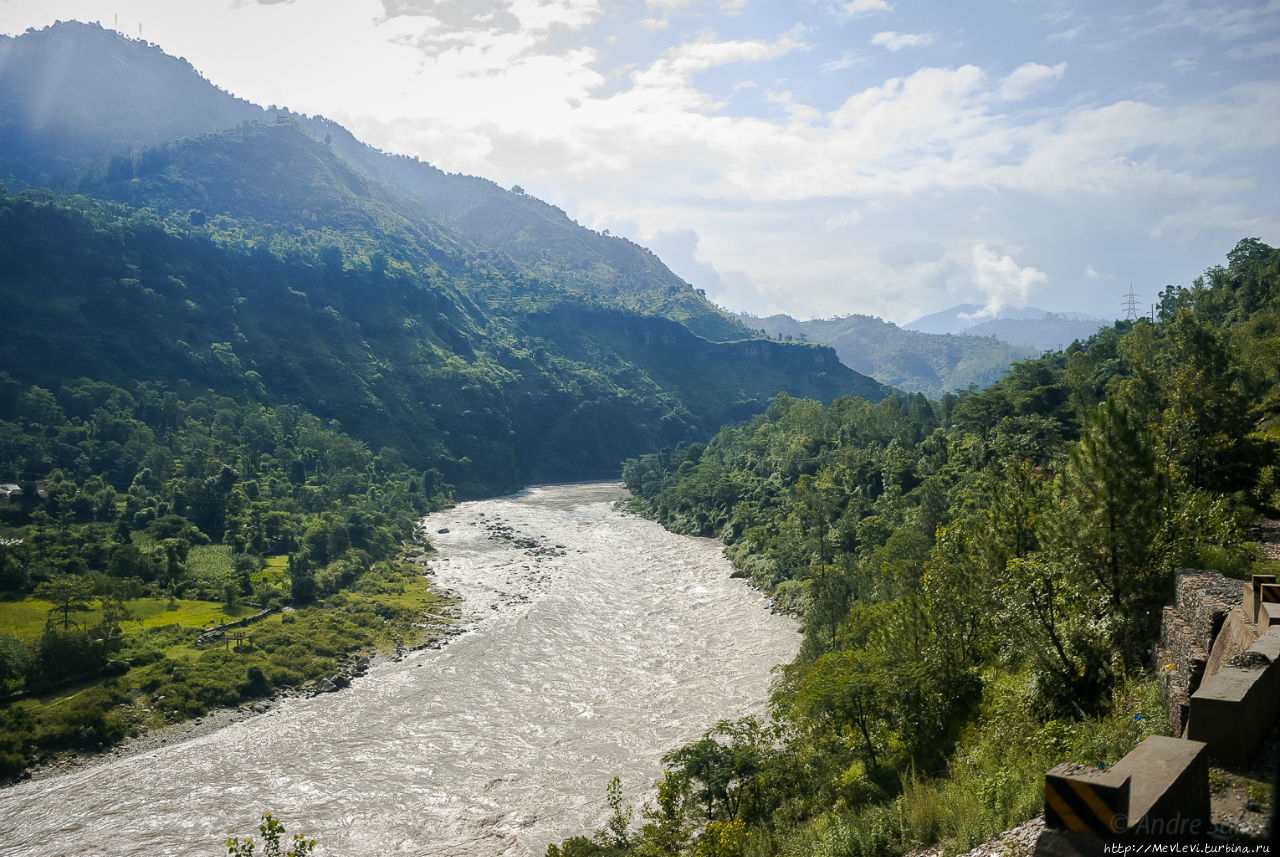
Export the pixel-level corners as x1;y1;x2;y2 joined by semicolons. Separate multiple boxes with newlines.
0;188;882;493
0;21;264;185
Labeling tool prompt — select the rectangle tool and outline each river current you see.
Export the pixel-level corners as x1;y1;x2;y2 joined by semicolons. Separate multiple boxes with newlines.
0;483;799;856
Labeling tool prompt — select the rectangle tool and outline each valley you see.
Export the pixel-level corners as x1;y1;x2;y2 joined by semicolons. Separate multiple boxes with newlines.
0;16;1277;857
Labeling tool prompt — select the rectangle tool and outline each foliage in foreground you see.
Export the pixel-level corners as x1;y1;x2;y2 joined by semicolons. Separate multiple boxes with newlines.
551;239;1280;856
227;812;315;857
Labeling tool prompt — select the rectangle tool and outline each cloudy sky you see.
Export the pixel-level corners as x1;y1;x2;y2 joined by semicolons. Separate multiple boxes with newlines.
2;0;1278;324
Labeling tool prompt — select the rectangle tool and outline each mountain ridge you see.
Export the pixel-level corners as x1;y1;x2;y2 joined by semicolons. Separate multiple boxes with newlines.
741;311;1037;398
0;21;750;343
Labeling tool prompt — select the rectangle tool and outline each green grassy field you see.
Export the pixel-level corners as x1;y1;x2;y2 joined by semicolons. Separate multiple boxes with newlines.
0;595;258;644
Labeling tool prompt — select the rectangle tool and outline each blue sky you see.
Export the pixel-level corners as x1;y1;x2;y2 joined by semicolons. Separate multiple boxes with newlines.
2;0;1277;324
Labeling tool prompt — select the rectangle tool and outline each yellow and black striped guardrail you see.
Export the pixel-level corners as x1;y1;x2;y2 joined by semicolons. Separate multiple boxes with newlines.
1044;766;1131;838
1259;582;1280;604
1244;574;1276;622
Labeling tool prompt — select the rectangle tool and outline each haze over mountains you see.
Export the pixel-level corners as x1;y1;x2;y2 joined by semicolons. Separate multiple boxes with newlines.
0;21;893;495
740;313;1039;400
903;304;1111;352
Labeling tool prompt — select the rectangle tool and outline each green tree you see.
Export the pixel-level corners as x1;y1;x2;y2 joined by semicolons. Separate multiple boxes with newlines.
34;575;94;630
662;718;772;822
288;553;316;605
597;777;632;850
1065;399;1164;613
791;648;886;772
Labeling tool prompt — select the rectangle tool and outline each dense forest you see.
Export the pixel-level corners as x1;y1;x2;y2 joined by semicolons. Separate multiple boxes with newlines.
0;187;876;495
550;238;1280;857
0;356;463;773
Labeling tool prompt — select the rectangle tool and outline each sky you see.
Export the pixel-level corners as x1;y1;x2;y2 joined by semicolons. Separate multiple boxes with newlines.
2;1;1278;325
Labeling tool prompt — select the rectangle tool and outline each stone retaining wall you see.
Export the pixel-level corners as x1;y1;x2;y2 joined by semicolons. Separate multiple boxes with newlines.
1155;570;1241;736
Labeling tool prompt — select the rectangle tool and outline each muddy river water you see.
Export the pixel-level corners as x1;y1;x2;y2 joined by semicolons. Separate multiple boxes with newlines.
0;483;799;856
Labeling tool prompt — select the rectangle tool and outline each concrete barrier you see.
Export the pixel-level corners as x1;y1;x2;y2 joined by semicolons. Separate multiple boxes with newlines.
1042;737;1209;847
1044;764;1130;837
1244;574;1277;623
1204;605;1254;679
1261;601;1280;628
1187;627;1280;766
1110;736;1209;838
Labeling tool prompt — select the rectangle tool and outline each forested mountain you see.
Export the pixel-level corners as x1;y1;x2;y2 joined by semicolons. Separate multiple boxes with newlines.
0;21;747;342
904;303;1109;351
740;312;1037;398
555;238;1280;856
0;21;887;777
0;20;887;495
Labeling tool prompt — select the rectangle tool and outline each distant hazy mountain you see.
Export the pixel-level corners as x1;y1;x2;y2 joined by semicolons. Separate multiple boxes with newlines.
0;21;890;495
903;304;1110;352
740;313;1037;399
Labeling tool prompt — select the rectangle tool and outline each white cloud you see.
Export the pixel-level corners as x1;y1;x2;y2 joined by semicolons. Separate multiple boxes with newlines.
999;61;1066;101
870;30;935;51
620;31;806;113
1047;23;1085;42
1085;265;1099;280
969;245;1047;316
507;0;600;31
1151;0;1280;43
821;51;861;72
839;0;891;17
824;210;863;230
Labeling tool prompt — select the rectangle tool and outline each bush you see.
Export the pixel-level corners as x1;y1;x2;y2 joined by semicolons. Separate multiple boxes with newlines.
241;665;271;698
37;686;128;750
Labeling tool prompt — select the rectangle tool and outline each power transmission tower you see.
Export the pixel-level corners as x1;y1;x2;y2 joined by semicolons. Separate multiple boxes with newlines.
1122;284;1140;321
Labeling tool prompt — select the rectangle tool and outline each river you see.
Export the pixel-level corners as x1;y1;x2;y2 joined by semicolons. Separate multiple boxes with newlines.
0;483;799;856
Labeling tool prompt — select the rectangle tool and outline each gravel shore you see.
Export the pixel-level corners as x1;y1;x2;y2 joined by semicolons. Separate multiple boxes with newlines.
15;693;288;786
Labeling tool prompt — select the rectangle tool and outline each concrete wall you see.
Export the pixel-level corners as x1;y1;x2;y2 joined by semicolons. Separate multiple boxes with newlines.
1187;625;1280;767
